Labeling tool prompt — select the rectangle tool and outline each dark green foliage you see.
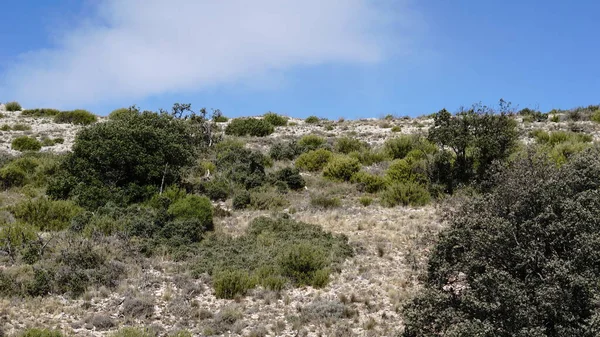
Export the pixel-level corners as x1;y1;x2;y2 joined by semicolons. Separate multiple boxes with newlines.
232;191;251;210
18;329;63;337
270;167;305;190
310;194;341;209
305;116;320;124
263;112;288;126
403;147;600;336
11;136;42;152
322;155;361;182
428;104;518;188
192;216;352;293
225;118;274;137
279;243;328;287
108;107;138;120
386;157;429;185
380;182;430;207
213;269;255;299
295;149;334;172
335;137;366;154
12;123;32;131
167;195;213;231
0;163;26;189
298;135;327;151
269;140;303;161
384;135;419;160
53;109;97;125
350;171;386;193
348;149;388;166
5;101;22;111
48;111;200;209
11;198;83;231
202;178;230;201
518;107;547;122
21;109;61;117
216;144;267;189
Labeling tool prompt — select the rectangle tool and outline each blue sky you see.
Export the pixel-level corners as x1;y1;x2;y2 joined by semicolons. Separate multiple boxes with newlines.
0;0;598;118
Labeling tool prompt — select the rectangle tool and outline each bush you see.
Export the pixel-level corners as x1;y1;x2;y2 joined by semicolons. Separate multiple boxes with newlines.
5;101;22;111
269;140;303;161
295;149;334;172
167;195;213;229
122;296;155;319
11;198;83;231
11;136;42;152
298;135;327;151
380;182;430;207
391;125;402;132
213;115;228;123
322;155;361;182
402;148;600;336
386;157;429;185
351;171;386;193
279;243;327;286
111;328;155;337
53;109;97;125
271;167;305;190
305;116;320;124
310;194;341;209
216;145;267;189
591;109;600;123
335;137;366;154
213;269;255;299
384;135;418;159
359;196;373;206
348;149;388;166
48;111;201;209
18;329;63;337
12;124;32;131
21;109;60;117
108;107;137;120
232;191;251;210
0;164;27;189
263;112;288;126
202;178;230;201
225;118;274;137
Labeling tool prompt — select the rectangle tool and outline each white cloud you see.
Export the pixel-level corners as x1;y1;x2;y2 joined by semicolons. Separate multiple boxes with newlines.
1;0;414;108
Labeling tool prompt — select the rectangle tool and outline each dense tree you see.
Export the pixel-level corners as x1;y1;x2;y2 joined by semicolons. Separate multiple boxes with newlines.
403;147;600;336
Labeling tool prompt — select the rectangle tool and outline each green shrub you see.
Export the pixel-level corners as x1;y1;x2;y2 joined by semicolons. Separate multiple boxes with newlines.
0;164;27;188
380;182;430;207
12;124;32;131
279;243;327;286
18;328;63;337
216;145;267;189
348;149;388;166
384;135;419;159
54;109;97;125
531;130;592;145
298;135;327;151
386;157;429;185
271;167;305;190
225;118;274;137
232;191;251;210
5;101;22;111
402;148;600;336
322;155;361;182
0;124;10;131
250;188;290;210
350;171;386;193
213;115;228;123
263;112;288;126
310;194;341;209
591;109;600;123
11;136;42;152
21;109;60;117
11;198;83;231
359;196;373;206
48;111;201;209
334;137;366;154
202;178;230;201
305;116;320;124
213;269;255;299
551;114;560;122
295;149;334;172
391;125;402;132
269;140;303;161
108;107;137;120
168;195;212;225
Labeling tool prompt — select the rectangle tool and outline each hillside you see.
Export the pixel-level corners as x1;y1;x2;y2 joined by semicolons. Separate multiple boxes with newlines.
1;102;600;337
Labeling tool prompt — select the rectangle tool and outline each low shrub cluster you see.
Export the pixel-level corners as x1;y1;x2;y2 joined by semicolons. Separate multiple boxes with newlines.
225;118;274;137
295;149;333;172
263;112;288;126
192;216;352;298
11;197;83;231
269;140;303;161
11;136;42;152
53;109;97;125
21;109;61;117
335;137;366;154
305;116;320;124
530;129;593;164
298;135;327;151
4;101;22;111
322;155;360;182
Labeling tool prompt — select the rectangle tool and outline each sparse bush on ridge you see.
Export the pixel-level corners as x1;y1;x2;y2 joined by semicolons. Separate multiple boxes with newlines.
263;112;288;126
305;116;320;124
21;109;60;117
11;136;42;152
5;101;22;111
54;109;97;125
225;118;274;137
